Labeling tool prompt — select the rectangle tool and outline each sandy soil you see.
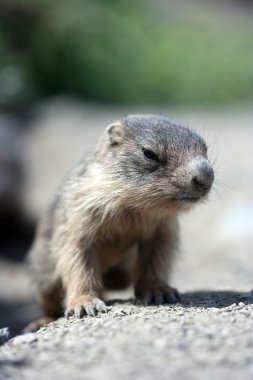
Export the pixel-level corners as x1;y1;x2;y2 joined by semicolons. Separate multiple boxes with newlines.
0;100;252;379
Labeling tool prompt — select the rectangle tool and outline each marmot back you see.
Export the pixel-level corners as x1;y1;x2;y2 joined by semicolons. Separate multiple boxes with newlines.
29;114;214;325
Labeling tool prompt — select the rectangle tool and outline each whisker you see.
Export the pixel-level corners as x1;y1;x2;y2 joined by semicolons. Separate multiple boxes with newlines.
214;178;234;191
212;186;225;210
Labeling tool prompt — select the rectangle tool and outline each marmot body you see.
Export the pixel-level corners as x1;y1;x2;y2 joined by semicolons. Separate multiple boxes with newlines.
29;114;214;319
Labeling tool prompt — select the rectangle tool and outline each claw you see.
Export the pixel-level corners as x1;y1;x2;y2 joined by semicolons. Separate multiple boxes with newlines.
75;305;85;318
95;300;108;313
85;305;96;317
142;293;152;306
65;309;74;319
164;289;181;304
154;292;164;305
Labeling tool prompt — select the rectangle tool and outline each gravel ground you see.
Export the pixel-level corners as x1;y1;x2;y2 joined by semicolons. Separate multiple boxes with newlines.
1;296;253;380
0;100;252;379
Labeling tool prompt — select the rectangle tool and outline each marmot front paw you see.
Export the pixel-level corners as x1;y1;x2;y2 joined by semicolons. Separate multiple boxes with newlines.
135;285;181;306
65;295;108;318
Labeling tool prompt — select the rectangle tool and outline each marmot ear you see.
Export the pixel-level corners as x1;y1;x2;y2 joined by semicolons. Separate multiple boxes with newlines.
106;122;125;145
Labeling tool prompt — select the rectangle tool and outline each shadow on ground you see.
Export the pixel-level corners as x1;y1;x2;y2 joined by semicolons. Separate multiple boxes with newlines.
0;300;41;336
107;289;253;308
1;290;252;337
181;290;253;307
0;221;38;336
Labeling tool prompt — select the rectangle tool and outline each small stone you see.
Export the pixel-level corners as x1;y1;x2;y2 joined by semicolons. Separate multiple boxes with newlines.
208;307;220;313
114;310;127;317
0;327;11;345
13;333;38;345
222;303;237;312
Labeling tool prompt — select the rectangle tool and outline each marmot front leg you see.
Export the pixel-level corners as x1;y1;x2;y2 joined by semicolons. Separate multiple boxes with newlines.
134;219;181;306
55;238;107;318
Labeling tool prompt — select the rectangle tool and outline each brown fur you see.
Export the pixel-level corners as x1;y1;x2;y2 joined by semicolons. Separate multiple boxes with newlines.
28;114;214;321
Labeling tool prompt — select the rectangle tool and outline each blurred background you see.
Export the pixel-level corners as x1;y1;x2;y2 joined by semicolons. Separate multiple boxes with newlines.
0;0;252;335
1;0;253;110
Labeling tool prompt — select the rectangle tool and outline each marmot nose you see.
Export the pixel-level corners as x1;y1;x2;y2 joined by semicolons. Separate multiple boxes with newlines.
191;161;214;191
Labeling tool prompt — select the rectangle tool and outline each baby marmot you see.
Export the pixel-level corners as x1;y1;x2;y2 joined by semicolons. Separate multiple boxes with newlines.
29;114;214;319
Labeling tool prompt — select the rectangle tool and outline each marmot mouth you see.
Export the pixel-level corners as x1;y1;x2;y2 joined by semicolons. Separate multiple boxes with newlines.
178;195;202;203
177;187;210;204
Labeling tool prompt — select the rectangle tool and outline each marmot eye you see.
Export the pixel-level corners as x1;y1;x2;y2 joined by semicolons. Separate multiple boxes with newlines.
142;148;159;162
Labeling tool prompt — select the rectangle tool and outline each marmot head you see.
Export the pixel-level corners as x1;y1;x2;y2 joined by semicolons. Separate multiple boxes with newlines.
103;114;214;212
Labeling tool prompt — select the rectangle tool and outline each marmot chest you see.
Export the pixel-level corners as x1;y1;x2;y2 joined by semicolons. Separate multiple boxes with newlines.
95;227;139;272
94;215;149;272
